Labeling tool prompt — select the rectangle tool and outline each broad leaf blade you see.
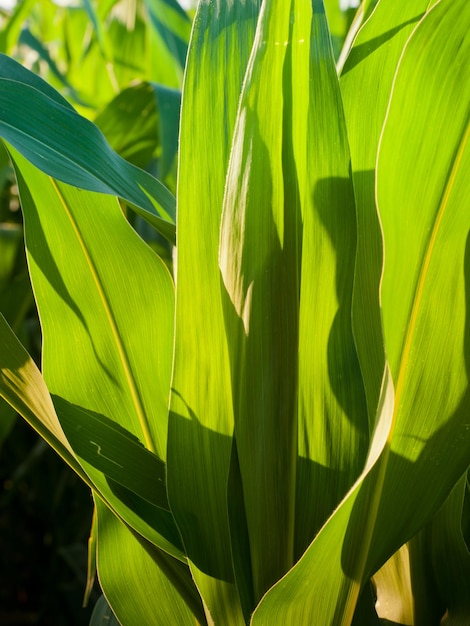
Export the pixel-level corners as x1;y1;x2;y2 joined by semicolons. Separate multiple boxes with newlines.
340;0;432;421
168;0;261;621
0;312;181;557
8;148;184;560
10;148;174;457
293;0;368;561
0;313;86;480
0;54;176;242
95;497;205;626
219;0;300;601
373;0;470;572
95;81;181;184
427;477;470;623
253;0;470;622
144;0;191;83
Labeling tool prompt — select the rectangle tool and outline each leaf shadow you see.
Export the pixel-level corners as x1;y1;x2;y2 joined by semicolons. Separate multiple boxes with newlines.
337;234;470;622
17;169;120;387
340;14;424;76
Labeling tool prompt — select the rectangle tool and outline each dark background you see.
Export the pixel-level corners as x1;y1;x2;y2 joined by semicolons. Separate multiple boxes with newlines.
0;418;98;626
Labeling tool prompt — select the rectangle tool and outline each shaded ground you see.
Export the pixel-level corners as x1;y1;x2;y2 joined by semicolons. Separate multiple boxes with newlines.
0;418;99;626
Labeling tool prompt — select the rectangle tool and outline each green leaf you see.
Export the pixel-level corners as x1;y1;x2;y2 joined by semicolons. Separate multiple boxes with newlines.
293;0;369;562
0;54;176;242
54;397;170;511
0;50;75;108
7;148;184;560
0;222;22;282
0;312;184;561
18;27;88;107
340;0;432;422
252;368;395;625
253;0;470;621
95;497;206;626
168;0;261;621
219;0;301;600
375;0;470;575
144;0;191;79
219;0;367;604
427;477;470;623
323;0;356;61
94;81;181;181
10;147;174;456
0;0;36;54
0;313;88;482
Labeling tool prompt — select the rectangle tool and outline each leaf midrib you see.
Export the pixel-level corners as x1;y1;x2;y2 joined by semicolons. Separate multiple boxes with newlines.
50;178;157;453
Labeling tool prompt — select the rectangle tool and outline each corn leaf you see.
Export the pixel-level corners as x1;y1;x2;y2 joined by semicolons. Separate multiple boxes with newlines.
144;0;191;83
5;147;185;560
294;0;369;561
0;54;176;242
0;309;184;561
219;0;368;605
373;546;414;624
94;497;205;626
94;81;180;181
89;595;120;626
426;477;470;623
0;312;88;480
168;0;261;622
252;0;470;622
219;0;301;601
376;0;470;581
340;0;432;421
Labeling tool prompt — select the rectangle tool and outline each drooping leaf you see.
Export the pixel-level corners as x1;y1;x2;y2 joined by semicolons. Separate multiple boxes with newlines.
6;147;185;561
0;313;87;482
0;54;176;242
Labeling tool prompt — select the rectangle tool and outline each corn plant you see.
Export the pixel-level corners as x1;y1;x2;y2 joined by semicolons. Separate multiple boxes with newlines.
1;0;469;623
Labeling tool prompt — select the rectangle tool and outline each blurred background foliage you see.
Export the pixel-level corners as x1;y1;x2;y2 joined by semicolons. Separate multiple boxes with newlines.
0;0;361;623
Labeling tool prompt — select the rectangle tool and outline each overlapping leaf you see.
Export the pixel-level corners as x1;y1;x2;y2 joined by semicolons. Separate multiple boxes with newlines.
0;54;176;242
253;0;470;622
168;0;261;622
1;146;186;562
340;0;432;421
95;497;205;625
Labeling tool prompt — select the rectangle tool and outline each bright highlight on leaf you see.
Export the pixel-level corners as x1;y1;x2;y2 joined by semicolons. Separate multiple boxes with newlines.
0;0;469;624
